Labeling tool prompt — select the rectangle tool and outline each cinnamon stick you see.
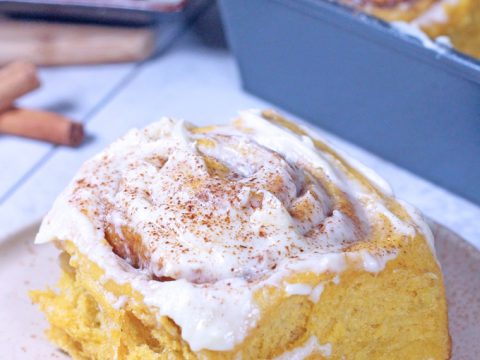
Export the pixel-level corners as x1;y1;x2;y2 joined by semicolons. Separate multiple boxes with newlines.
0;61;40;112
0;108;84;146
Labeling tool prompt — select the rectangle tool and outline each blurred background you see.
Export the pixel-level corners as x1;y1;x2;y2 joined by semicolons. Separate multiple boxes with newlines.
0;0;478;249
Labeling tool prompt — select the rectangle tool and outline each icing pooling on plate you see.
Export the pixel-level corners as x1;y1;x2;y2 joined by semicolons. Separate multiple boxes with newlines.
36;109;432;352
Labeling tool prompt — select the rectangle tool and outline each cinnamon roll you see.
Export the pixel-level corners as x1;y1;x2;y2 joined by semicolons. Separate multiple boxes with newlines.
414;0;480;59
31;110;449;359
342;0;480;59
340;0;437;20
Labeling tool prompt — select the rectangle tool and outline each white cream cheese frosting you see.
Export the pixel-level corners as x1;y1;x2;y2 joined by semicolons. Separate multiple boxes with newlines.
36;109;433;353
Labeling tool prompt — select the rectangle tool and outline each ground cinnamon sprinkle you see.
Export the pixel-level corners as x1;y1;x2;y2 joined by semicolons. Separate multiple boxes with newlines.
65;112;412;284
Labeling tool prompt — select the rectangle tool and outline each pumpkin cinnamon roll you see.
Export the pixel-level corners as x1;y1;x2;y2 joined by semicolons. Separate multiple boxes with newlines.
342;0;480;58
31;110;449;359
340;0;438;21
414;0;480;58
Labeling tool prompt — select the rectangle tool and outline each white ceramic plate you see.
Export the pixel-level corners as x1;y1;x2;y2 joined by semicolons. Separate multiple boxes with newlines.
0;221;478;359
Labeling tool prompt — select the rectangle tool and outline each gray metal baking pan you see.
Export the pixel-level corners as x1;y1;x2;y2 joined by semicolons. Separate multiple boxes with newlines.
219;0;480;205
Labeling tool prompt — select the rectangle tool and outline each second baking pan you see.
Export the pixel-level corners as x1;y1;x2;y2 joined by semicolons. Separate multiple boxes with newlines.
219;0;480;204
0;0;187;24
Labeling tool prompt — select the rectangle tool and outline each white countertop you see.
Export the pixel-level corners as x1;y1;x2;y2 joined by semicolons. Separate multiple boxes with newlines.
0;11;479;249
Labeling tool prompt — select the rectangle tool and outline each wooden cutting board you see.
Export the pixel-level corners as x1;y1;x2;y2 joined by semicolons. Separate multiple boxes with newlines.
0;18;156;66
